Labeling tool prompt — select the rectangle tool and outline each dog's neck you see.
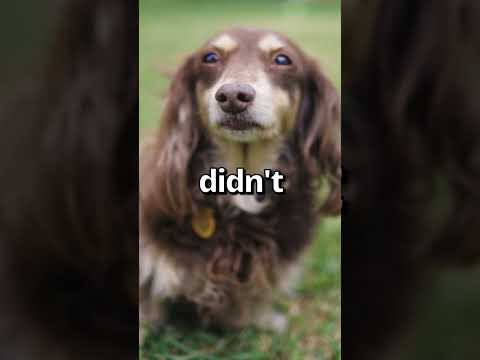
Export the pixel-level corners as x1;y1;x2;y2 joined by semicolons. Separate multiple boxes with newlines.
214;138;282;174
212;138;283;214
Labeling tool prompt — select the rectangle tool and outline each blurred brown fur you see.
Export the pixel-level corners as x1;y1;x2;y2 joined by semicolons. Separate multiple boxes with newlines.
343;0;480;359
0;1;138;359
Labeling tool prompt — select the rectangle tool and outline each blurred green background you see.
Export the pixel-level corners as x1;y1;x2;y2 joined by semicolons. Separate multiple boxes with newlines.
140;0;340;359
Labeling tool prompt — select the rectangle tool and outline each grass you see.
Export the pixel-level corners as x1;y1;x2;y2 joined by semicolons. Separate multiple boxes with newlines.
140;1;341;358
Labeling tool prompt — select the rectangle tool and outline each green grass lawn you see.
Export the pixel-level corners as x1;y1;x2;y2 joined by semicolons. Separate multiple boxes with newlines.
140;1;341;358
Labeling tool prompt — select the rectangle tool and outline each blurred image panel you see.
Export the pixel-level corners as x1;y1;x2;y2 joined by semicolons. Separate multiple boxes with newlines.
0;1;138;359
342;1;480;359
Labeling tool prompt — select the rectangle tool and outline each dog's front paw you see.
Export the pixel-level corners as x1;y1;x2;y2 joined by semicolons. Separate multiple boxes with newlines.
255;310;288;333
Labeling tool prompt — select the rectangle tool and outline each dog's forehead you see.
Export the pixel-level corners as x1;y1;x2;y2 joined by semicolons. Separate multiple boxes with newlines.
207;29;291;54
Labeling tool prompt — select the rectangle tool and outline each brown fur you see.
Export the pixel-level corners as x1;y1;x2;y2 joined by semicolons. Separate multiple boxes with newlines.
343;1;480;359
0;1;138;359
140;28;340;332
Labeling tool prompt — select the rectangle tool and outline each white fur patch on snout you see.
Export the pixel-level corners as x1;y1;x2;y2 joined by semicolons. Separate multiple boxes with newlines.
207;70;290;141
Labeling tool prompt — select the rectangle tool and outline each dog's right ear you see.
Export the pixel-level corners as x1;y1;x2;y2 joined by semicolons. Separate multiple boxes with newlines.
296;58;341;216
140;54;202;220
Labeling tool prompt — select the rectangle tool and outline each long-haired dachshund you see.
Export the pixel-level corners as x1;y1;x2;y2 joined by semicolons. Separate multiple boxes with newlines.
140;28;340;339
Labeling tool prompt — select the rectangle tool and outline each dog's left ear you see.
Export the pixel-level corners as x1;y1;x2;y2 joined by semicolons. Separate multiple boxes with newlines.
140;54;202;220
297;58;341;215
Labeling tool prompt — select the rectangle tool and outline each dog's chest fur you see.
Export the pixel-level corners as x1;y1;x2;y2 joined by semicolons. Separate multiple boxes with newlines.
140;160;317;328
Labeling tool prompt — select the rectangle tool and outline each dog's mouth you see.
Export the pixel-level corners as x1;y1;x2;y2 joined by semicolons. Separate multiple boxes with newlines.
219;114;263;131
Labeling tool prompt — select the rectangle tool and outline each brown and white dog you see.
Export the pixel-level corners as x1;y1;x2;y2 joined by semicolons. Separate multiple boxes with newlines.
139;27;340;340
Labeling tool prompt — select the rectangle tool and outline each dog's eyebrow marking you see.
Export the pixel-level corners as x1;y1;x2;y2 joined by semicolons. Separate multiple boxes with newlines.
258;34;285;53
211;34;238;53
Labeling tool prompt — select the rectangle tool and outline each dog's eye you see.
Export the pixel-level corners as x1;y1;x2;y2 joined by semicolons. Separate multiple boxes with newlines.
274;54;292;66
203;52;219;64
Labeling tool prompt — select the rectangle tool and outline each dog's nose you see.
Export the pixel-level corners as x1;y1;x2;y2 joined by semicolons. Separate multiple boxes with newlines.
215;84;256;114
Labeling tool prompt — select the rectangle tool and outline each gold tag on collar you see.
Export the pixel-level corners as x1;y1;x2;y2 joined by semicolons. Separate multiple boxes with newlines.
192;207;216;239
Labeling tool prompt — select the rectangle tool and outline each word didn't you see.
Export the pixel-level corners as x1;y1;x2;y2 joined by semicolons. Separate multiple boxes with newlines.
199;167;285;194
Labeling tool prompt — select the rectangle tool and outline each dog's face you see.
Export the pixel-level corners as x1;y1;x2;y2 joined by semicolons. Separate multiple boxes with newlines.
151;27;340;217
192;28;307;142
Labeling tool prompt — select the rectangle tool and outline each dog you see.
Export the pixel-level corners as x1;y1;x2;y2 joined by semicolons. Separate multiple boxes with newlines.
139;27;340;340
